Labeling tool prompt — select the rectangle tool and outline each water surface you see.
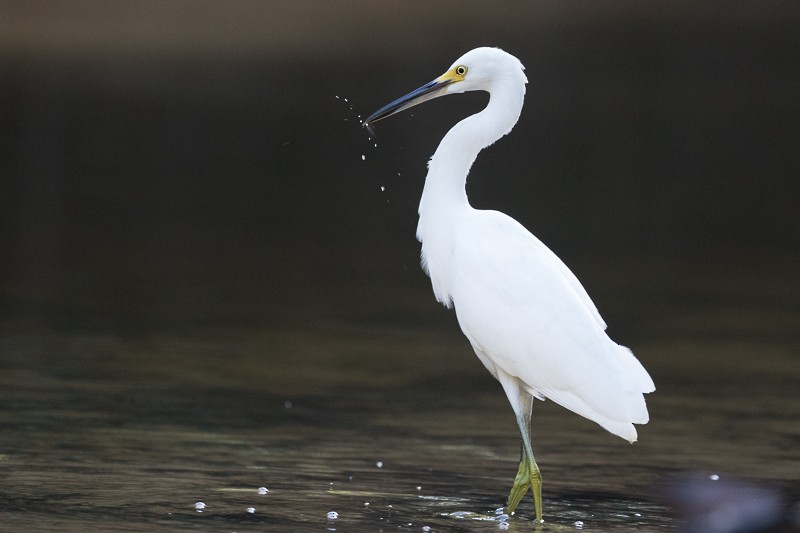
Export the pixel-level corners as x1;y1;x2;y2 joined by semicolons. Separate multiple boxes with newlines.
1;256;798;531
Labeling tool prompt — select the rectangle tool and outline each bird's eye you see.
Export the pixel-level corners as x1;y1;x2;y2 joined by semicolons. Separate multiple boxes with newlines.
455;65;467;76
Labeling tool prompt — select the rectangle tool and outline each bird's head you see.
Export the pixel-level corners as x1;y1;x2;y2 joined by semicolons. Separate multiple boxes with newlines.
363;47;526;127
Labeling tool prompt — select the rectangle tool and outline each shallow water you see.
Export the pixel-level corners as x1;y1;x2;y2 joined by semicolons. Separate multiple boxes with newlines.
1;253;798;532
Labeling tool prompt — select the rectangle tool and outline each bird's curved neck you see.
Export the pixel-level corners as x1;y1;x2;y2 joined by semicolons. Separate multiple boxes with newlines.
418;84;524;219
414;72;525;307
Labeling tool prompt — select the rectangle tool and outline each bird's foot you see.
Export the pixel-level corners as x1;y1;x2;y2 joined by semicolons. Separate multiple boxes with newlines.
506;457;543;523
506;458;531;514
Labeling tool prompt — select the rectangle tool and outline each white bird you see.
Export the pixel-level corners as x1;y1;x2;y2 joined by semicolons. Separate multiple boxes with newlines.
364;47;655;523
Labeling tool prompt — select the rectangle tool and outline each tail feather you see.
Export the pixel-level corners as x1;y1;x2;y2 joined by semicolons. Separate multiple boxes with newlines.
535;386;644;442
532;344;654;443
617;345;656;393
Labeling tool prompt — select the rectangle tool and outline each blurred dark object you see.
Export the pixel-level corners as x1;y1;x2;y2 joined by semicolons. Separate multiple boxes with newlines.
660;473;799;533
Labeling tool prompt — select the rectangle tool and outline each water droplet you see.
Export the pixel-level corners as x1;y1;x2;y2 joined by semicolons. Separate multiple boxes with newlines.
246;507;255;514
364;502;369;506
284;400;292;409
422;527;431;532
376;461;383;468
416;485;421;491
258;486;268;495
710;474;720;481
361;155;366;161
327;511;339;520
574;520;584;529
194;501;206;511
335;95;339;99
343;98;348;103
380;186;385;192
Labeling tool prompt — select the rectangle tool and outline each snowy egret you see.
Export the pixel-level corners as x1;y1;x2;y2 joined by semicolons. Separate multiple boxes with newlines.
364;47;655;523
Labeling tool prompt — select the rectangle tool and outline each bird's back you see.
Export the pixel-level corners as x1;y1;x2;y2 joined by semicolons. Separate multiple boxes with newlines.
447;208;654;442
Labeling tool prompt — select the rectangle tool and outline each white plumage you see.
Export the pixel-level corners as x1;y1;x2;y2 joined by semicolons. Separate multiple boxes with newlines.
365;46;654;522
449;209;653;442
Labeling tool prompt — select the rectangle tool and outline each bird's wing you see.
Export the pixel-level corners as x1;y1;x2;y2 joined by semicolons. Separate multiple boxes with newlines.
513;225;607;332
450;209;653;440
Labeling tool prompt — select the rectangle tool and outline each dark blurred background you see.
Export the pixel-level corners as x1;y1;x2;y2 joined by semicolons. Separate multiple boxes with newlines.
2;5;799;529
1;1;798;342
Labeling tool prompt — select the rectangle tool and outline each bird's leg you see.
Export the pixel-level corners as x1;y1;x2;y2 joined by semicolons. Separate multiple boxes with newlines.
505;394;543;523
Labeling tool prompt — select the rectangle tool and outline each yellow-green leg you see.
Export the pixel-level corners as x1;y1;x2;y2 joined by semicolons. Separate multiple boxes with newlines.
505;397;543;523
